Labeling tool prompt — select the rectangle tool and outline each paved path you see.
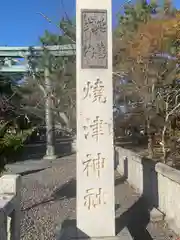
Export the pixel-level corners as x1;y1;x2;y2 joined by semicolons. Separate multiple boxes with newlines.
6;155;178;240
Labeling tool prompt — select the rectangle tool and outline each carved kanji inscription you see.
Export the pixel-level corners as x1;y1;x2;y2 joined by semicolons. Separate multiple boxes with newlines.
83;116;113;141
83;77;107;103
84;188;107;210
82;153;105;178
81;10;108;69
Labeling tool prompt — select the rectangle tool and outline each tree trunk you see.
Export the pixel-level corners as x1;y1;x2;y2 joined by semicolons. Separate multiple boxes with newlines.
44;66;56;160
147;117;153;158
161;125;167;163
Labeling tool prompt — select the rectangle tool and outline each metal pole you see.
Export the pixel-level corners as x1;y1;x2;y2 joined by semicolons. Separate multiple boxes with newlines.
43;63;57;160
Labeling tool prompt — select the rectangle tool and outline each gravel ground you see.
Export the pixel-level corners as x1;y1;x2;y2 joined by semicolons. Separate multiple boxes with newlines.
20;155;76;240
20;155;178;240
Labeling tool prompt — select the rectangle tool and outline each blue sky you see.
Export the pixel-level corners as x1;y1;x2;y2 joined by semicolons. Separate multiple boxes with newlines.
0;0;179;47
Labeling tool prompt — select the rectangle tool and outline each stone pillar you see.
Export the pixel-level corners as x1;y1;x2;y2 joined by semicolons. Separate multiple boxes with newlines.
76;0;115;237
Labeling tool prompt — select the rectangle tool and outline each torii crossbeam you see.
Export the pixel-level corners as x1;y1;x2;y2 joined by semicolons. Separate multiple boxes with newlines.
0;44;76;72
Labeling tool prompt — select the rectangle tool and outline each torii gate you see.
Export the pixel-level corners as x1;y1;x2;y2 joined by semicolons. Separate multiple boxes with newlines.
0;45;76;72
0;44;76;160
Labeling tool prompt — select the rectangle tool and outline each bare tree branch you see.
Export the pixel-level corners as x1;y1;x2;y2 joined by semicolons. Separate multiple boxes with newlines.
37;12;76;44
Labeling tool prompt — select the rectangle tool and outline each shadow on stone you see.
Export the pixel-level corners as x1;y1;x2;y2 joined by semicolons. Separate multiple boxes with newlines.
22;178;76;212
115;151;159;239
57;219;90;240
115;176;126;186
115;203;121;211
52;178;76;199
141;157;159;209
115;196;153;240
114;148;119;170
20;168;47;176
123;157;128;180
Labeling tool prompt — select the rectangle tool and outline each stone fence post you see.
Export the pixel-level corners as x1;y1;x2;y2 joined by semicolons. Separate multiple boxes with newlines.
0;174;21;240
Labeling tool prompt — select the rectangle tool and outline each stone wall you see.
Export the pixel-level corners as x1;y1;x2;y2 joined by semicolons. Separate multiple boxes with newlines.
116;146;180;235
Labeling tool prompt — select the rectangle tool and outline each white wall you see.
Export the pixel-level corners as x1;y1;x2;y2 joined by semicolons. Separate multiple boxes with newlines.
116;146;180;235
116;147;143;193
156;163;180;233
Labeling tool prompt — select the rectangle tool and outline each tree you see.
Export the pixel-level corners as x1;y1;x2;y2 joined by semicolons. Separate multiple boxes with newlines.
113;0;179;159
0;73;32;173
0;119;32;174
113;0;159;154
0;74;21;120
129;8;180;162
18;17;76;130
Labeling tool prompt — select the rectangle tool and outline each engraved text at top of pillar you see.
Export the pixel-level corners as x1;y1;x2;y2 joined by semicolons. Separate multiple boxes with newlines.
81;10;108;69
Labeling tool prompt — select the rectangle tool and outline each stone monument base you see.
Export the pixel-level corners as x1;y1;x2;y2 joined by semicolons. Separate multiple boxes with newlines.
58;224;133;240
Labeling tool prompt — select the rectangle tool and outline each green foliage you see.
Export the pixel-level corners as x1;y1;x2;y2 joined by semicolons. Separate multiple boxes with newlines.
40;30;61;46
116;0;158;37
40;18;75;46
0;121;32;174
0;73;23;121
